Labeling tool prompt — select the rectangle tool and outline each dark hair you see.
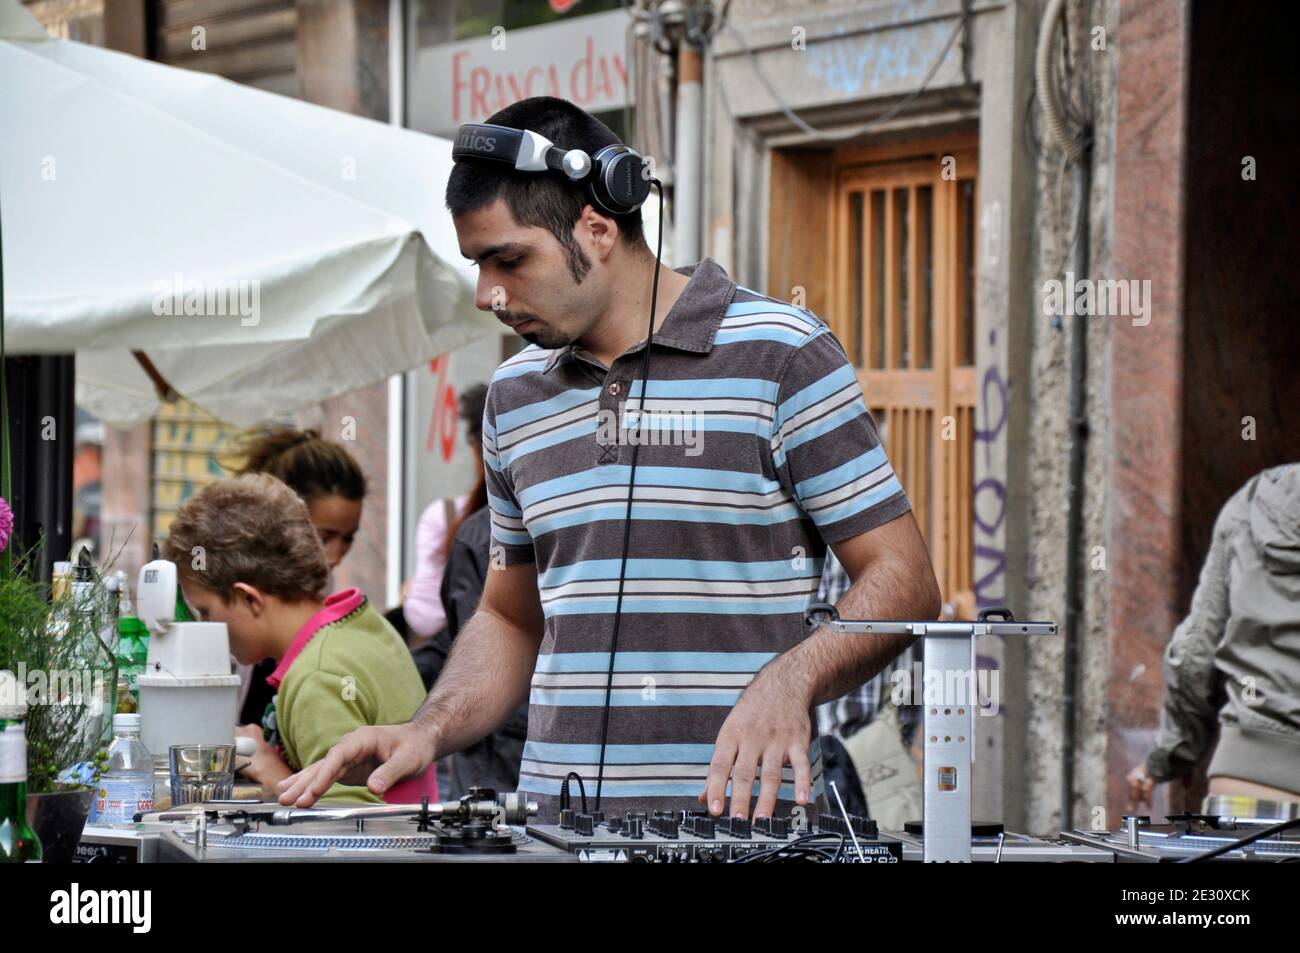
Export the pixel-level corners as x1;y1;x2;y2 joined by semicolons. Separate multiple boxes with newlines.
443;383;491;561
166;473;330;602
446;97;647;279
459;382;489;446
229;425;367;503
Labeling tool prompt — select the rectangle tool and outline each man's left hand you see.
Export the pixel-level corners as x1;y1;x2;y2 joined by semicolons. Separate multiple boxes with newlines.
700;661;812;820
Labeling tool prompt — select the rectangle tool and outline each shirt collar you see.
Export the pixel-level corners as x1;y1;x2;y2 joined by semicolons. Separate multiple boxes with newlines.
542;257;736;374
266;588;366;690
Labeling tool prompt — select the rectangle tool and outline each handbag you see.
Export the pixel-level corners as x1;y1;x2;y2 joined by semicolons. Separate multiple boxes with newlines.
838;660;923;830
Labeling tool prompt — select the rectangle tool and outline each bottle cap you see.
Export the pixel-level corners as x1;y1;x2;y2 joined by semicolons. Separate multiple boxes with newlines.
112;713;142;731
73;546;95;580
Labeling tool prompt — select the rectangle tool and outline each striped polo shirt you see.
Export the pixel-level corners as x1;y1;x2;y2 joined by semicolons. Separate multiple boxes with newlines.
482;257;911;821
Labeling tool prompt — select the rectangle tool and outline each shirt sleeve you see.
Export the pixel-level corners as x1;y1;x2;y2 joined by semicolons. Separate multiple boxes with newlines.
770;327;911;543
482;382;536;565
1145;495;1236;782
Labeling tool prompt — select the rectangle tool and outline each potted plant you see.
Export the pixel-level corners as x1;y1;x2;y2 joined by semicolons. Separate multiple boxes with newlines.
1;526;118;862
1;173;115;863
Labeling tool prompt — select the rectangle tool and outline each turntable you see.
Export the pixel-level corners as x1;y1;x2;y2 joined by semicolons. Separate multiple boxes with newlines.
1061;812;1300;863
86;787;575;863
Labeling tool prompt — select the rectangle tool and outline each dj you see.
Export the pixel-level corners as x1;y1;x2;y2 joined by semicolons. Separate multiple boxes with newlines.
279;97;941;822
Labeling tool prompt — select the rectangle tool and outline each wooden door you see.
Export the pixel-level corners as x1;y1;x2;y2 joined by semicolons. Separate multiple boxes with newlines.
829;143;978;614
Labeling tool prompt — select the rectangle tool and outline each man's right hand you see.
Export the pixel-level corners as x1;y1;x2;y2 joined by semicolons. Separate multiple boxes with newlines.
1126;763;1155;811
276;722;437;807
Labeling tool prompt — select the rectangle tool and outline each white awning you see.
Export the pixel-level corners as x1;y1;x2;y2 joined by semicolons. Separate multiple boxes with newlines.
0;0;497;425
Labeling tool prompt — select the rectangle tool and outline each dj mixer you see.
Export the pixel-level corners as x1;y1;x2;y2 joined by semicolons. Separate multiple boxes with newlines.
79;788;1125;863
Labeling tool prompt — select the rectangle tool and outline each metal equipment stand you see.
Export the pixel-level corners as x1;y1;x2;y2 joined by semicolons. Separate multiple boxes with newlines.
805;604;1058;862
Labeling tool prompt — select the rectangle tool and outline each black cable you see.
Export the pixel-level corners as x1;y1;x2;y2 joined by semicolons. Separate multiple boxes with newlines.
559;771;588;814
1176;816;1300;864
594;180;665;811
732;832;846;864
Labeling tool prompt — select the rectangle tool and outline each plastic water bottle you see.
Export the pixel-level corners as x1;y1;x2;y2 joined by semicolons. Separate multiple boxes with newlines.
89;714;155;825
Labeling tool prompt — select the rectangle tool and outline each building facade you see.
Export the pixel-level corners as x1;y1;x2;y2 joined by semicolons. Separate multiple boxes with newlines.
31;0;1299;832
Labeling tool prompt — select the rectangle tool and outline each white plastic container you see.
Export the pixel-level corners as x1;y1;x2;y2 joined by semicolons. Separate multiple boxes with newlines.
143;621;237;678
136;672;241;765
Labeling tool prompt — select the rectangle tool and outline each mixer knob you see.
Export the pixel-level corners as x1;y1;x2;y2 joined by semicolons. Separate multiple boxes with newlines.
606;817;623;834
574;813;595;836
626;816;644;839
851;815;877;838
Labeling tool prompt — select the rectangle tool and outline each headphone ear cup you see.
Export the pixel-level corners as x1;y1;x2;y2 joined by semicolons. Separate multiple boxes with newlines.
590;146;651;216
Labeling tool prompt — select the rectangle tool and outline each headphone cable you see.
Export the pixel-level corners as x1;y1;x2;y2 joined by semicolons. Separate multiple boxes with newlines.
594;179;664;811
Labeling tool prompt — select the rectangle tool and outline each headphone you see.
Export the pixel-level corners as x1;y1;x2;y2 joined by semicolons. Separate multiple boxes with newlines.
453;120;661;812
451;122;653;217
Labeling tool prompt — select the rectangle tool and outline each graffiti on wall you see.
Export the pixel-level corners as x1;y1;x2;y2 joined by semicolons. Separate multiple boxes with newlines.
973;330;1008;610
803;20;955;98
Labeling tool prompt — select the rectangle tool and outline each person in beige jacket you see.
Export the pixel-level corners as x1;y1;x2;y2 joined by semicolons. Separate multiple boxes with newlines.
1129;463;1300;810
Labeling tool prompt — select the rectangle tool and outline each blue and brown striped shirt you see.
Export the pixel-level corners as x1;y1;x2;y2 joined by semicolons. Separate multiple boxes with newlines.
481;257;911;820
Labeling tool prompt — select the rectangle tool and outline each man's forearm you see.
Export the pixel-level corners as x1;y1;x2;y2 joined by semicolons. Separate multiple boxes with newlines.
410;606;540;757
774;552;937;708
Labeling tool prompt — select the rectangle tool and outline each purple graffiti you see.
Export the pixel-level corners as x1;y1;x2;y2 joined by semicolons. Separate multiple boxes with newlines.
973;477;1007;537
973;365;1008;469
973;363;1009;609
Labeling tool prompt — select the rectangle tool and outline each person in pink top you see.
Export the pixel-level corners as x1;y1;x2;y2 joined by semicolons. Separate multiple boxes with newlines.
402;492;470;644
168;473;436;804
401;384;490;649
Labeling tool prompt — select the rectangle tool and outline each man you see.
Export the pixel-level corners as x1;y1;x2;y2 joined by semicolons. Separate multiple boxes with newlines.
279;97;940;822
1128;463;1300;810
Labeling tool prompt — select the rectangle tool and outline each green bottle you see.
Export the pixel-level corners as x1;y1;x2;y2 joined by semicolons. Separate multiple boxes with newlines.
114;576;150;711
0;716;43;863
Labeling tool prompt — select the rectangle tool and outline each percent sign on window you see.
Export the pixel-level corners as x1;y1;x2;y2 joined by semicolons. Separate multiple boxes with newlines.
426;355;458;462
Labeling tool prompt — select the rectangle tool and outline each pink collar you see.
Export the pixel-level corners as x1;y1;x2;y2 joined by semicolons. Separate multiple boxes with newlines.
267;588;366;689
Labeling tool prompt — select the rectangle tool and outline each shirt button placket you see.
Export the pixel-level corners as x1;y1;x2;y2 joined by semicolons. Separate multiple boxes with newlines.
598;370;624;465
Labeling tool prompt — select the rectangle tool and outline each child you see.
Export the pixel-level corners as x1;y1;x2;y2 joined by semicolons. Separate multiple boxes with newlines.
164;473;436;804
228;425;366;728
